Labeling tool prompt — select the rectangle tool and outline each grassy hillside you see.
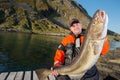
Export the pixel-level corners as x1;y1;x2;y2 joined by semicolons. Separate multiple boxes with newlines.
0;0;119;40
0;0;90;33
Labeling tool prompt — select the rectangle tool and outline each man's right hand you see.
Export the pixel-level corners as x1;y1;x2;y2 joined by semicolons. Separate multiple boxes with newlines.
50;67;59;76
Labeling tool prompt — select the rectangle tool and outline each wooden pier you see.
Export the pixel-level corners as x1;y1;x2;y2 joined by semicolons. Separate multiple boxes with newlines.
0;71;39;80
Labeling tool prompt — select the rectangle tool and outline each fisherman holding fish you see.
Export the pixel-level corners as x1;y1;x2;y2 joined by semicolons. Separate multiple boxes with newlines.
49;18;110;80
36;10;110;80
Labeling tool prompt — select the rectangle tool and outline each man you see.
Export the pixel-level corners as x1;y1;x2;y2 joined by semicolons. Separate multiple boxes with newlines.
51;18;110;80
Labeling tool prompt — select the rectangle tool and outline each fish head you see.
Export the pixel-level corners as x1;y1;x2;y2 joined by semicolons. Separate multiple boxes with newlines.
89;10;108;39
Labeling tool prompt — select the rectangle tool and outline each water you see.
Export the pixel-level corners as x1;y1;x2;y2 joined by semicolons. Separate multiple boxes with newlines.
0;32;120;73
0;31;62;72
110;41;120;50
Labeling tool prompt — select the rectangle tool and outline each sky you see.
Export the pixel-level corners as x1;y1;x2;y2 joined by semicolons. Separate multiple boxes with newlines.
76;0;120;34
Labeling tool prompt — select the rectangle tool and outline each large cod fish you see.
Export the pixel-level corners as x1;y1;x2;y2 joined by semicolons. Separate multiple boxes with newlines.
36;10;108;80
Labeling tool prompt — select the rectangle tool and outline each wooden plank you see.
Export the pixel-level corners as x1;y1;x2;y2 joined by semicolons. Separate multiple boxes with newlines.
0;72;9;80
14;71;24;80
33;71;39;80
24;71;31;80
0;70;39;80
6;72;16;80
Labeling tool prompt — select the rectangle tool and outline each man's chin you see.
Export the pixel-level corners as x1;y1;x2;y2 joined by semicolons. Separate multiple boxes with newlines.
74;31;81;35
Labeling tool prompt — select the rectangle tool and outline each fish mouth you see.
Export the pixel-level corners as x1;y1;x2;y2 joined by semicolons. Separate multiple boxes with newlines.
94;10;106;21
100;10;106;22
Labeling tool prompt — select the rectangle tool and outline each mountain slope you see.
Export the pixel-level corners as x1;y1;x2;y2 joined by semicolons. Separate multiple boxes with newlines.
0;0;119;40
0;0;90;33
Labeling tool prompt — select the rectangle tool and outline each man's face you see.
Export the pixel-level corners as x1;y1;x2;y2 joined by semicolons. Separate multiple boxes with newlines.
70;23;82;35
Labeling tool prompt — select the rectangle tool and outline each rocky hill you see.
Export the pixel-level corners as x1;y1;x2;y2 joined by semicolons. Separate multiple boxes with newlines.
0;0;120;41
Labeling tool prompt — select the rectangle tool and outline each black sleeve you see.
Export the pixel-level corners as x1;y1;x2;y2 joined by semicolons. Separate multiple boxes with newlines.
57;43;65;51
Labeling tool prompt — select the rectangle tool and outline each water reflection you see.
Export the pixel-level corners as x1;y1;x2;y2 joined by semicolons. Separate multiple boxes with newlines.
0;32;62;72
0;32;120;72
110;41;120;50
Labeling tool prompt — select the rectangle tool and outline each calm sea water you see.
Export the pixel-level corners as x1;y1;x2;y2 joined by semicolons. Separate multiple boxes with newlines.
110;41;120;50
0;32;120;73
0;32;62;72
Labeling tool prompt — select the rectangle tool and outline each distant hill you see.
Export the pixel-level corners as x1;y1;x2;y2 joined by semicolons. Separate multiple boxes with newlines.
0;0;119;41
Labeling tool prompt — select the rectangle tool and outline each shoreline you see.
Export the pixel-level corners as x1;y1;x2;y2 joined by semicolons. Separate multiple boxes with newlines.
0;27;120;41
0;28;68;37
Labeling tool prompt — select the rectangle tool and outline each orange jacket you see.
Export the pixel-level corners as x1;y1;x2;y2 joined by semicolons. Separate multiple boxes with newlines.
54;34;110;66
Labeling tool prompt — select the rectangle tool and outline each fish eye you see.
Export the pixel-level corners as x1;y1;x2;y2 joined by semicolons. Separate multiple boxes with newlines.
92;22;96;25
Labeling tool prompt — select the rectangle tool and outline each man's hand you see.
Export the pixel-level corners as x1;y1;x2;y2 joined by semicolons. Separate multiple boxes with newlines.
50;67;59;76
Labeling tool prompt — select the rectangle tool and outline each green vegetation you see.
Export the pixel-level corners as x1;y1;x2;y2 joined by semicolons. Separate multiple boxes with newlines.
0;0;89;34
0;0;119;41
